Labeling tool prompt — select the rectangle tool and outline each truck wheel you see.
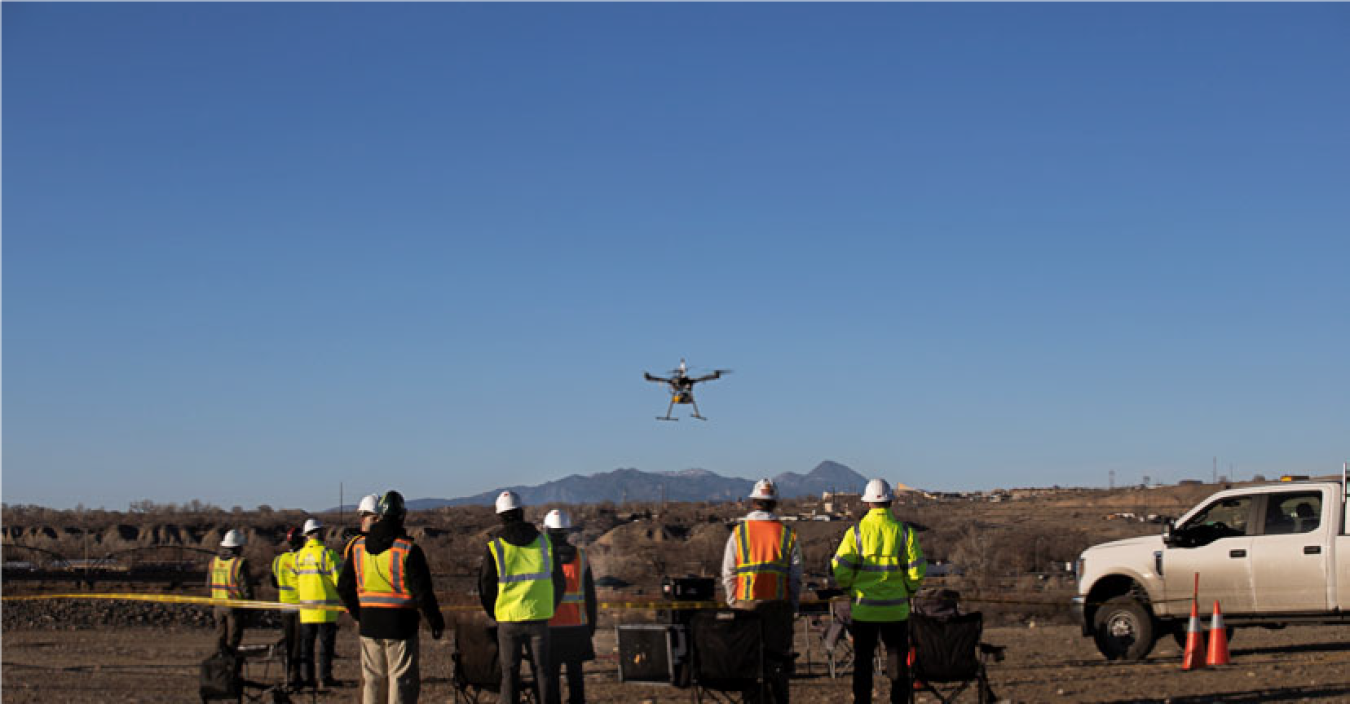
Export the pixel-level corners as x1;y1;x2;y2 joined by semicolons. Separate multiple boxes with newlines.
1093;595;1155;661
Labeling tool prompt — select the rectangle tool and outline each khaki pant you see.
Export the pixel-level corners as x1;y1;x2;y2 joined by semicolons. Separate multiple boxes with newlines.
360;635;420;704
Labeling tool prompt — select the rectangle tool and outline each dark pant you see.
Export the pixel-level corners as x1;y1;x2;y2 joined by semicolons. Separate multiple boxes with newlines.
299;621;337;684
546;658;585;704
280;612;301;684
498;620;551;704
214;607;244;653
734;600;794;704
851;619;910;704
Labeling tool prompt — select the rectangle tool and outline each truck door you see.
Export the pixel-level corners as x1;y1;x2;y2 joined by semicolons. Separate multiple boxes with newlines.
1250;490;1329;612
1163;495;1256;613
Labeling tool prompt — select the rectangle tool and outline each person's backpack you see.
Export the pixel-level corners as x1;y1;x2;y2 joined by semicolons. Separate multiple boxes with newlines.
199;648;243;701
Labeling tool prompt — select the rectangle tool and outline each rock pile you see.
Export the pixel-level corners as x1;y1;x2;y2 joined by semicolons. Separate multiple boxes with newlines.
2;598;284;631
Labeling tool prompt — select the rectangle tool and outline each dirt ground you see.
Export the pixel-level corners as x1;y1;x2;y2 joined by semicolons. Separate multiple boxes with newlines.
5;617;1350;703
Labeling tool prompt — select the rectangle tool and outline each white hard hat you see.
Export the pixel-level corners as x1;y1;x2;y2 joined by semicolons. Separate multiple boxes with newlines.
862;478;893;503
303;518;323;535
221;529;246;548
495;490;522;514
544;509;571;530
748;478;778;501
357;494;380;515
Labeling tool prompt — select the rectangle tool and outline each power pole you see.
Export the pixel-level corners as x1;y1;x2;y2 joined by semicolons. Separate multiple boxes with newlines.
1109;469;1115;490
1213;457;1218;484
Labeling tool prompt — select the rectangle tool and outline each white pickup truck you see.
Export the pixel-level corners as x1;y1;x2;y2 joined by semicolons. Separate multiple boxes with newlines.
1073;466;1350;660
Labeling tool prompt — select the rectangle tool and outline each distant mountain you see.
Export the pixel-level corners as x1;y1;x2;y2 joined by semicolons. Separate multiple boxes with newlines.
400;461;869;510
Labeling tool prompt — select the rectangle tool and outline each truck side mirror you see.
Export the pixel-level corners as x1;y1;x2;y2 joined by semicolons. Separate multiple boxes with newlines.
1161;519;1176;547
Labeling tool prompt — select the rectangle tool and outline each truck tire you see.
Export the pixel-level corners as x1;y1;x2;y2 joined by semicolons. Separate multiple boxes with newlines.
1093;595;1156;661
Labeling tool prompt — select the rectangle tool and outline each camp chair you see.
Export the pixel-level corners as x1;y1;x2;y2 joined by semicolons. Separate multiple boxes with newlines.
201;640;296;704
450;620;539;704
820;597;856;679
689;609;766;704
908;601;1005;704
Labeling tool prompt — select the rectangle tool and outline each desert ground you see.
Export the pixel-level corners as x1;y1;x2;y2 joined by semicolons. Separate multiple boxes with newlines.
5;484;1348;701
4;606;1350;703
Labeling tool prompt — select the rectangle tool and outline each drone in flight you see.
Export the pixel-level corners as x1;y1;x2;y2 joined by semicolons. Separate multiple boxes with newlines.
644;359;731;421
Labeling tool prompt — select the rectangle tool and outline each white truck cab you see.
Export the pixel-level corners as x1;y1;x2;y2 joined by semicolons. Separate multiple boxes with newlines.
1073;464;1350;660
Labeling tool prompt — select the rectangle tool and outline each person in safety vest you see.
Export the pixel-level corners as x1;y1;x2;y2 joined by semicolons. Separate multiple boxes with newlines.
720;478;802;704
337;490;444;704
270;526;306;688
344;493;382;561
479;491;566;704
831;478;926;704
208;528;255;653
543;509;596;704
294;518;344;689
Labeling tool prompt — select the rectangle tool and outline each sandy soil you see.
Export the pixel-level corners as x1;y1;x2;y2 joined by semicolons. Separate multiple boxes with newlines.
5;618;1350;703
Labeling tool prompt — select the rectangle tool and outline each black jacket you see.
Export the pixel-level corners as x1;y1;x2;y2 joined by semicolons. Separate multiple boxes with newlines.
478;520;567;620
337;518;444;640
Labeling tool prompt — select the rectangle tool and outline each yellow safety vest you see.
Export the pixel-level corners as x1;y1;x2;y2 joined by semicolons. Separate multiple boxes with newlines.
294;538;342;624
732;519;796;601
210;556;244;601
491;534;555;622
272;551;299;605
352;536;416;610
549;547;588;628
831;508;926;621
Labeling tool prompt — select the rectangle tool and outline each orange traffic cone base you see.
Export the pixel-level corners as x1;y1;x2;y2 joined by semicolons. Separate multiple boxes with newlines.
1207;600;1230;666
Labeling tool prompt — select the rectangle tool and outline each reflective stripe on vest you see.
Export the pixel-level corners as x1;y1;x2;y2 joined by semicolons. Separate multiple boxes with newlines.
353;536;415;609
210;556;243;600
732;519;795;601
831;509;927;620
295;539;342;623
549;547;588;628
272;552;299;605
491;534;555;622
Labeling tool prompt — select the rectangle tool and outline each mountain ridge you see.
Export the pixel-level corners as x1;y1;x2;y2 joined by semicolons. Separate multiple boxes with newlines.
386;461;870;511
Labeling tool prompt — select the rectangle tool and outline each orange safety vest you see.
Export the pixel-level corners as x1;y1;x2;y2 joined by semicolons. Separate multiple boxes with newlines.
732;519;796;601
549;547;589;628
352;536;415;609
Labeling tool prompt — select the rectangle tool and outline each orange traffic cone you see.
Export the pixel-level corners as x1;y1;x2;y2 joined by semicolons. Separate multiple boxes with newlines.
1181;599;1207;670
1206;600;1230;666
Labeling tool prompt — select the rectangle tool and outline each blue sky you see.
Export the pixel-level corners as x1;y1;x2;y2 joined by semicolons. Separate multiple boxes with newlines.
4;3;1348;511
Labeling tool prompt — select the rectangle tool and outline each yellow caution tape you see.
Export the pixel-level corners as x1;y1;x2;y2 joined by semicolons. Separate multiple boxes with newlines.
1;591;1186;611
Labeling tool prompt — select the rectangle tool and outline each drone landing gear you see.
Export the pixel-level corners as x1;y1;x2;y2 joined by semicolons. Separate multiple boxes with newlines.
690;399;708;421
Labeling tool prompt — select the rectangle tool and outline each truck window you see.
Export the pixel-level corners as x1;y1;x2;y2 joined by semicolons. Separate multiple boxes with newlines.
1179;496;1252;545
1260;492;1322;535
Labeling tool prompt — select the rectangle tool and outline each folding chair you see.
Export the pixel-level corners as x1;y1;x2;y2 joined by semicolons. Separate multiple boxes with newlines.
821;597;856;679
689;610;765;704
450;621;539;704
908;611;1005;704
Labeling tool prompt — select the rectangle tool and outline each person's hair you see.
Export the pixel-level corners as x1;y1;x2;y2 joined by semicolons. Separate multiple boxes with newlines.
499;508;525;523
751;498;777;513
